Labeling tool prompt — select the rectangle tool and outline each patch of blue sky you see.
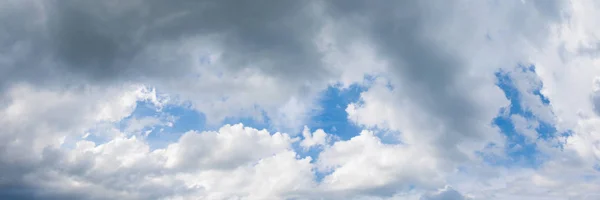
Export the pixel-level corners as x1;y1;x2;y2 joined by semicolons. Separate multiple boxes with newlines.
108;75;377;153
113;99;275;149
120;82;364;149
162;103;206;133
120;81;367;150
294;75;400;176
213;76;374;143
292;81;373;182
490;114;541;167
299;76;404;182
112;100;207;149
307;83;365;141
484;65;563;168
148;103;208;148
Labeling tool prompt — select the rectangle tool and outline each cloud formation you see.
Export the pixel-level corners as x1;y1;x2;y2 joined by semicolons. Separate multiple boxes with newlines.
1;0;600;199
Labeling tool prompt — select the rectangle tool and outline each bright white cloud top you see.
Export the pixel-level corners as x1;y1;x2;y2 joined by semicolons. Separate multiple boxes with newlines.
1;0;600;199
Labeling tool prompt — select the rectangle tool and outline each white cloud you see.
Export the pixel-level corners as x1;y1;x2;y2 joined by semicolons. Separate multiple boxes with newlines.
0;83;149;164
162;124;297;171
300;126;330;150
176;150;315;200
317;130;444;196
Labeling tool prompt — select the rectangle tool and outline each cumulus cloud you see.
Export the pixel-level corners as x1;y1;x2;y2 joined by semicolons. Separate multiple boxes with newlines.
162;124;296;171
317;130;444;197
0;83;165;199
300;126;330;150
1;105;312;199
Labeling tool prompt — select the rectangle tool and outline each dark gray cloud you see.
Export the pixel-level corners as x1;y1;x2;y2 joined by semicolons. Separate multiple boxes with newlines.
1;0;328;89
325;0;488;161
0;0;340;134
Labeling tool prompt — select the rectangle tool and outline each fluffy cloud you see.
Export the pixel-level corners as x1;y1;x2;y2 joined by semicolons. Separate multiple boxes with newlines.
0;83;314;199
162;124;296;171
300;126;330;150
317;130;444;197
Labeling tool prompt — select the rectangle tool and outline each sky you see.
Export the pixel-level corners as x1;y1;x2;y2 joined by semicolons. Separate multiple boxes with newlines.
1;0;600;199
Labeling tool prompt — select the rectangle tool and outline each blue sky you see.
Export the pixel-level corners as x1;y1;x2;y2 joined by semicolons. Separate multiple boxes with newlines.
482;65;569;168
112;66;567;170
111;83;366;152
107;65;568;170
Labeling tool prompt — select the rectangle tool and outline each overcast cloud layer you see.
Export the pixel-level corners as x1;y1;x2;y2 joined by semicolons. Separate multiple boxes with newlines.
1;0;600;199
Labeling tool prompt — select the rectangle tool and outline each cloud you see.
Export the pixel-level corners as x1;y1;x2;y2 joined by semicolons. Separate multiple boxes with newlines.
591;77;600;116
300;126;330;150
317;130;444;197
420;186;469;200
162;124;296;171
3;0;600;199
0;83;166;199
0;99;313;199
2;0;323;82
339;0;567;162
0;0;340;132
